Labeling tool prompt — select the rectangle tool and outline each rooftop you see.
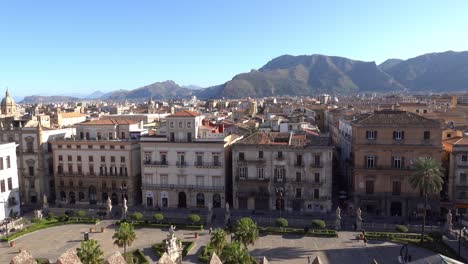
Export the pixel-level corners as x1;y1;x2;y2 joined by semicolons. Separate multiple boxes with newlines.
352;110;440;126
167;110;200;117
78;119;138;125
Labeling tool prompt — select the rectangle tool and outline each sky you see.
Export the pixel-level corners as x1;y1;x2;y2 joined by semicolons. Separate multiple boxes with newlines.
1;0;468;98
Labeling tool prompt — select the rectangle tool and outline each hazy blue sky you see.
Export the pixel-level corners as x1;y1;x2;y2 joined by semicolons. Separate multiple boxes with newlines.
1;0;467;97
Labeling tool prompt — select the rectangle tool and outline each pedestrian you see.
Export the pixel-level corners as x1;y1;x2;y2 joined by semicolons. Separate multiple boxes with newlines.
209;227;212;234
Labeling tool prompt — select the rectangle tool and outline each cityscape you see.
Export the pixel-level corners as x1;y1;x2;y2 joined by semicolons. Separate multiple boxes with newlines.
1;1;468;264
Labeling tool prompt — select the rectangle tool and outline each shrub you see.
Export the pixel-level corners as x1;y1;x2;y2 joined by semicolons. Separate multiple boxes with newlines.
311;219;326;229
187;214;201;224
153;213;164;223
131;212;144;221
275;218;288;229
395;225;408;233
36;258;50;264
31;217;44;224
58;215;69;222
76;210;86;218
46;212;56;220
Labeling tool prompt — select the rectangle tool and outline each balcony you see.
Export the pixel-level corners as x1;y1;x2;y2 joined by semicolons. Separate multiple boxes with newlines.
144;160;169;167
236;176;270;183
194;162;222;168
310;163;323;168
294;162;305;168
236;157;266;163
176;161;188;168
355;165;414;171
287;179;323;186
143;183;224;192
274;155;285;161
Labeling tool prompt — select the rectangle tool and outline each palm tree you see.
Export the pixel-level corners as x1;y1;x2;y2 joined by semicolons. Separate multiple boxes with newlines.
113;222;137;255
220;240;253;264
233;217;259;248
210;228;227;254
409;157;444;242
76;239;104;264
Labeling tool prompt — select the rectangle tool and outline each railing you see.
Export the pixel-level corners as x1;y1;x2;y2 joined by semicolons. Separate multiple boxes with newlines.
176;161;188;167
275;155;285;161
144;183;224;191
194;162;222;167
294;163;305;167
144;160;169;166
310;163;323;168
236;158;265;163
355;166;414;171
236;176;270;183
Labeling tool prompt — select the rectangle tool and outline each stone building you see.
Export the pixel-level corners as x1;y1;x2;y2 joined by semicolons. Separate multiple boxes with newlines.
140;110;237;209
1;89;16;116
0;142;20;221
51;119;143;206
443;135;468;214
232;131;333;212
0;120;75;207
351;110;442;217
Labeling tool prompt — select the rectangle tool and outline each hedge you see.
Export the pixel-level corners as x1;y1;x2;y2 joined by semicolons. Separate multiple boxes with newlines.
258;227;337;237
124;249;149;264
197;243;214;263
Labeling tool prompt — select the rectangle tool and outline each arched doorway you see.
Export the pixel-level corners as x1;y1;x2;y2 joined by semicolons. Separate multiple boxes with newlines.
69;192;76;204
102;192;108;202
213;194;221;208
89;186;97;205
111;193;119;205
60;191;66;202
390;202;402;216
178;192;187;208
196;193;205;208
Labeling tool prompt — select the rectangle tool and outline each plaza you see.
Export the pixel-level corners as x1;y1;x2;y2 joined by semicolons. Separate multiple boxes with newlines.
0;221;436;264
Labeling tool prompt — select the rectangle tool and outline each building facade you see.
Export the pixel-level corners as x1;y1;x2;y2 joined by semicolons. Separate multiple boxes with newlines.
351;110;442;217
443;136;468;213
232;132;333;212
140;110;235;209
51;119;142;207
0;142;20;221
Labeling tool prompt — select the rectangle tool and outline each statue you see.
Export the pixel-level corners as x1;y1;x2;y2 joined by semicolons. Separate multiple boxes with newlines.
207;203;213;224
225;202;230;213
335;207;342;230
446;209;453;232
121;198;128;219
42;194;48;209
225;202;231;226
106;197;112;218
165;225;182;263
356;207;362;230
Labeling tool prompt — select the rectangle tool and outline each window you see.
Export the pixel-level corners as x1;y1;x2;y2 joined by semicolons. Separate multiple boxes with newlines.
161;175;168;185
274;167;285;182
77;165;82;174
161;153;167;165
314;155;321;166
121;156;125;163
213;154;220;166
89;165;94;175
6;156;10;168
366;130;377;140
187;122;191;128
7;177;12;190
393;131;404;140
179;121;183;128
58;165;63;174
462;154;468;162
314;189;319;199
365;180;374;194
392;181;401;195
144;152;151;163
314;173;320;183
187;132;192;142
0;157;3;170
277;151;283;159
58;145;63;149
88;145;93;149
196;176;204;186
97;132;102;140
77;156;82;162
259;151;264;159
109;132;113;139
296;188;302;198
424;131;431;140
461;173;467;184
238;167;247;179
68;155;72;162
29;166;34;176
366;156;375;169
0;180;5;192
170;132;175;142
100;145;105;149
68;165;73;174
77;145;81;149
59;155;63;162
111;156;115;163
26;141;33;152
196;153;203;166
447;133;452;138
101;156;105;162
392;156;402;169
89;156;94;162
67;145;71;149
178;175;187;185
177;153;185;166
212;176;222;186
296;172;301;182
170;121;174;128
238;152;245;161
257;167;265;180
120;145;124;150
296;154;303;166
121;132;125;139
110;145;115;150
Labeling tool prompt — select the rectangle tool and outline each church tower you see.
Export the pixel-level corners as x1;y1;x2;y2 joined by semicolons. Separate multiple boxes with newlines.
1;88;16;116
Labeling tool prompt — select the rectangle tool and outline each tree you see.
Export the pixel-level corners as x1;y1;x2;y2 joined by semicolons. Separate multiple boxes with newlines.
275;218;288;230
76;239;104;264
153;213;164;223
409;157;444;242
210;228;227;254
187;214;201;224
131;212;143;221
113;222;137;255
220;240;254;264
234;217;259;248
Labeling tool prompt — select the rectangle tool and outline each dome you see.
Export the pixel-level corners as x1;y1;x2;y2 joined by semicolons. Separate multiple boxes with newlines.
1;89;15;106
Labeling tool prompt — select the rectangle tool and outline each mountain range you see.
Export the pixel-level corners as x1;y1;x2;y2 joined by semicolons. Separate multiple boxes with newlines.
20;50;468;103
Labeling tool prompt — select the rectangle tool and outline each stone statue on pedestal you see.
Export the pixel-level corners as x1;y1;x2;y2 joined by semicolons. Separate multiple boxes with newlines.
121;198;128;219
356;207;362;230
207;203;213;224
446;209;453;232
165;225;182;264
42;194;48;210
106;197;112;218
225;202;231;226
335;207;342;230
